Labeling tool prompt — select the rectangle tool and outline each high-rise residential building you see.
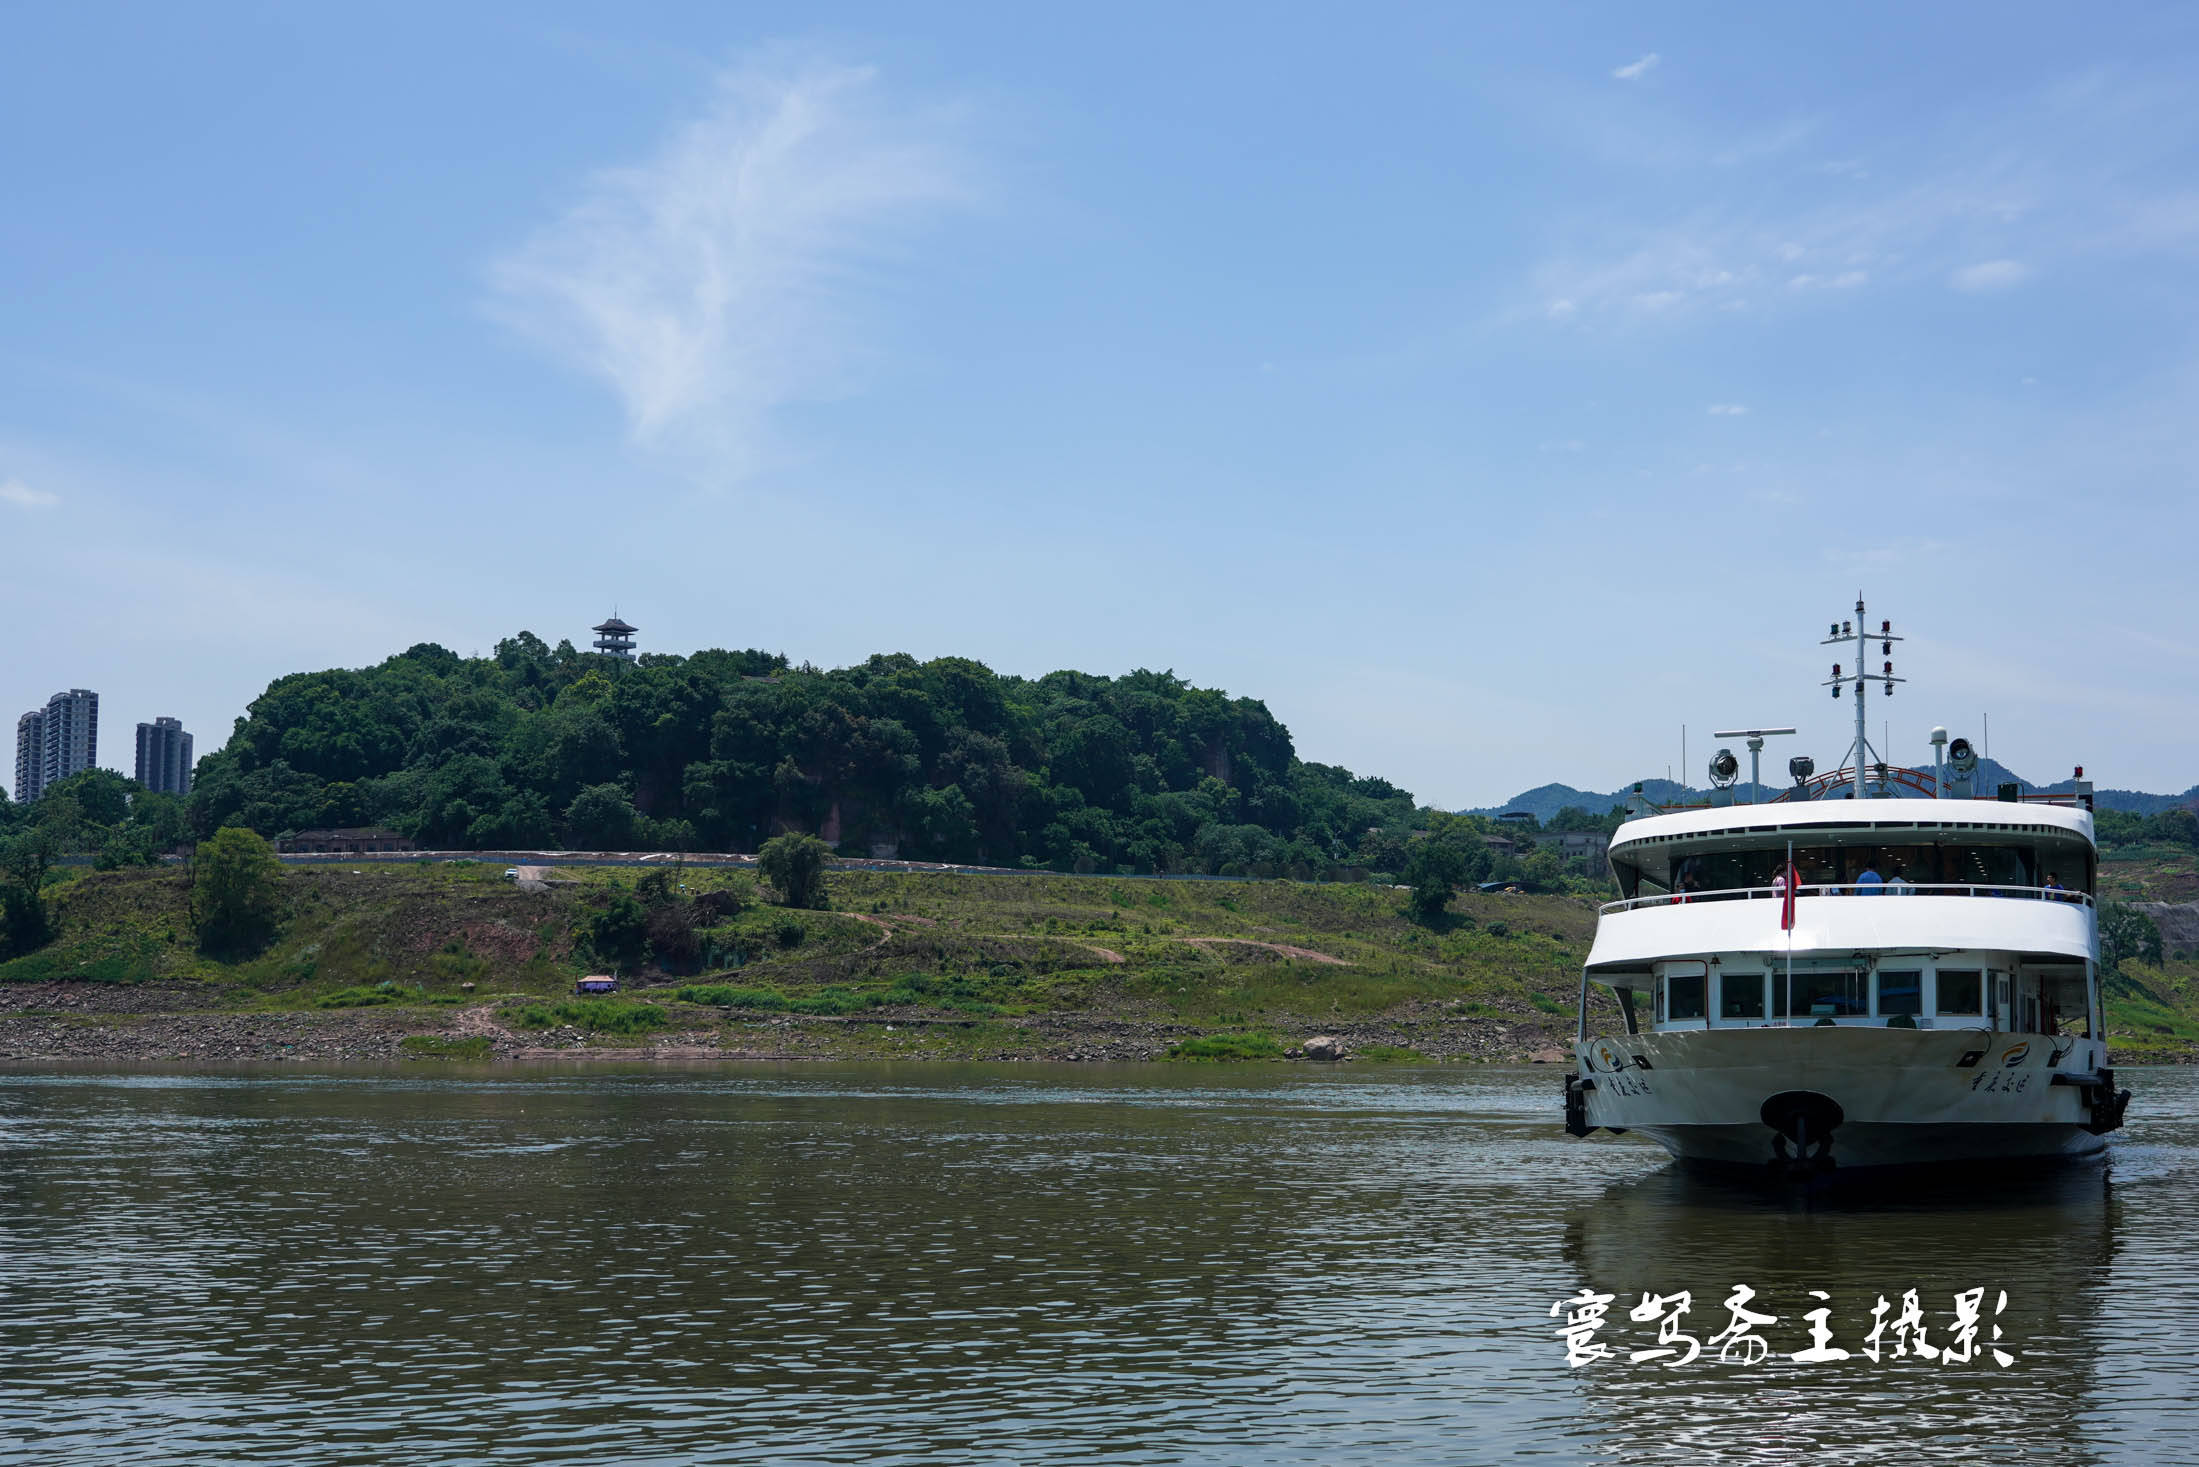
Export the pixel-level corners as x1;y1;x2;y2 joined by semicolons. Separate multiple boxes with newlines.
12;709;42;803
41;689;97;790
11;689;98;802
135;717;194;796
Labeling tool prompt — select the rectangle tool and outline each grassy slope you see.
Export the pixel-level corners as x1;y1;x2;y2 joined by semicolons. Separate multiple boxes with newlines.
0;864;1597;1055
1;862;587;994
2104;962;2199;1061
8;862;2193;1062
2092;852;2199;1058
2095;849;2199;904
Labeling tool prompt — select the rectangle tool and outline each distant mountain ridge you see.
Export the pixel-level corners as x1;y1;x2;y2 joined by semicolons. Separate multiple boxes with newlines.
1466;762;2199;820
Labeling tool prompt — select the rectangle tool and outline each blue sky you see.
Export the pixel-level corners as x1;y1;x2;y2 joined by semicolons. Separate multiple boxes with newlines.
6;4;2198;808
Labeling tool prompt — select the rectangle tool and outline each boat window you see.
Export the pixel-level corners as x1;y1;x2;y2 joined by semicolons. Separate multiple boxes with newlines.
1681;849;1776;896
1720;973;1765;1020
1793;847;1843;889
1667;971;1706;1021
1865;846;1931;889
1795;970;1868;1018
1942;845;2032;888
1771;977;1794;1020
1875;969;1923;1017
1936;969;1983;1016
1611;833;2085;898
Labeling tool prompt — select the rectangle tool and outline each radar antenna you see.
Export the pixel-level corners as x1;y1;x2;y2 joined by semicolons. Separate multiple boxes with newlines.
1711;727;1797;805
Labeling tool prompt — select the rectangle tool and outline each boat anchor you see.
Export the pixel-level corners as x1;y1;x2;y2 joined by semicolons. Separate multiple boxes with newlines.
1762;1091;1843;1175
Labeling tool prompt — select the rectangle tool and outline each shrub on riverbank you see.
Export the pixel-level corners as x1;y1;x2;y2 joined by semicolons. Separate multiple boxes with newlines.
505;998;673;1034
676;983;791;1010
316;982;414;1008
673;978;1004;1017
400;1034;492;1058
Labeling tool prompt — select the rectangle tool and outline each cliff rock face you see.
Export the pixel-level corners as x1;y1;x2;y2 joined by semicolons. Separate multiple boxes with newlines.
2134;902;2199;960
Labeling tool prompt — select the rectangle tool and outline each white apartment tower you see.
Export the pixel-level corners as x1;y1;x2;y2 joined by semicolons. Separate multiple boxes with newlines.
11;689;98;802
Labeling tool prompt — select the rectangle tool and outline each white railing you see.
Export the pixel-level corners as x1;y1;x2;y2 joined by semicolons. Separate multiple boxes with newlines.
1599;882;2096;916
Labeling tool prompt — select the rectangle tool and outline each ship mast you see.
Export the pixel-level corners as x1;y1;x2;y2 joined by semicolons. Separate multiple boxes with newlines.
1821;593;1904;797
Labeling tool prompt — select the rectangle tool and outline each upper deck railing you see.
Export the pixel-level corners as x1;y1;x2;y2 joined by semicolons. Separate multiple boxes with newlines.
1599;882;2095;916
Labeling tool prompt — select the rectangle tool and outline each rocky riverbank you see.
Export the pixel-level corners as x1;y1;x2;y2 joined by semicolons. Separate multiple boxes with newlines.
0;983;1579;1066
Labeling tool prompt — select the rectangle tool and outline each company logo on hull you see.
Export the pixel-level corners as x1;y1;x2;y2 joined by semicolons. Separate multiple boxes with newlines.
2000;1042;2030;1068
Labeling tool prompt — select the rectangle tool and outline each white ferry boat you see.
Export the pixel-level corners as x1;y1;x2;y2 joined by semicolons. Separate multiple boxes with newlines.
1564;599;2131;1174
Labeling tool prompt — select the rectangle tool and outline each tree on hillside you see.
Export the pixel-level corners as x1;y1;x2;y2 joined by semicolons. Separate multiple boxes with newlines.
1546;805;1623;835
566;785;641;849
0;826;58;958
579;893;649;973
758;833;832;910
1402;840;1469;924
2099;902;2164;979
41;770;135;829
192;826;286;956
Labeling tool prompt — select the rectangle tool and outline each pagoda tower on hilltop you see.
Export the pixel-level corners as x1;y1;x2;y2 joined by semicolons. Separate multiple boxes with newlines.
591;614;638;662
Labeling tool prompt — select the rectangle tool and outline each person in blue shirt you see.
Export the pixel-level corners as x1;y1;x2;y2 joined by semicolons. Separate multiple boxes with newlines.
1853;857;1884;895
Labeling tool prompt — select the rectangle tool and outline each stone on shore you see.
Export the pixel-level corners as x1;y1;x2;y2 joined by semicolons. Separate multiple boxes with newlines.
1301;1035;1347;1062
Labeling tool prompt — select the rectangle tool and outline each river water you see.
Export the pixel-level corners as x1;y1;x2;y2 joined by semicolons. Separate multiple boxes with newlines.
0;1062;2192;1466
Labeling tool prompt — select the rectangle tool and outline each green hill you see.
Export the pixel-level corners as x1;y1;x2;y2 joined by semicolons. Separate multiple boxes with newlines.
177;637;1413;876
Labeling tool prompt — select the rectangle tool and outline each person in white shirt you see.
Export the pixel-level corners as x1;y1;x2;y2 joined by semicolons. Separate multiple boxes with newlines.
1886;863;1914;895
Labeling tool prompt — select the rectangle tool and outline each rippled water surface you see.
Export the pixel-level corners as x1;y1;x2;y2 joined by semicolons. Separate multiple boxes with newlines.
0;1062;2193;1465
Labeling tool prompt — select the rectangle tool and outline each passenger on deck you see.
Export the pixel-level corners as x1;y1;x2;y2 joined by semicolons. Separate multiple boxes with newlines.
1853;858;1884;895
2044;871;2069;901
1886;864;1915;895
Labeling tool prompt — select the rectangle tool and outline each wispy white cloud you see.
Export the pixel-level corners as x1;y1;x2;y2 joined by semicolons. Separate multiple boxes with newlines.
488;51;970;472
0;478;58;508
1517;64;2199;327
1950;259;2032;292
1612;54;1661;82
1707;403;1747;415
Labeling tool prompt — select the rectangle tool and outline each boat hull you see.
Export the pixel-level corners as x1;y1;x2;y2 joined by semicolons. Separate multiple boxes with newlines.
1572;1026;2114;1172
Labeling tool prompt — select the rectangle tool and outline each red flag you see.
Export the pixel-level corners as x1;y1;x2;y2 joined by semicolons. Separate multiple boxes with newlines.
1780;859;1799;931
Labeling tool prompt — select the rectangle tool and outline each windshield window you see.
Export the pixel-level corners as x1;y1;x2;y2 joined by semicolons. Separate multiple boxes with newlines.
1796;970;1868;1018
1720;973;1765;1020
1936;969;1983;1015
1876;970;1923;1016
1667;971;1706;1021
